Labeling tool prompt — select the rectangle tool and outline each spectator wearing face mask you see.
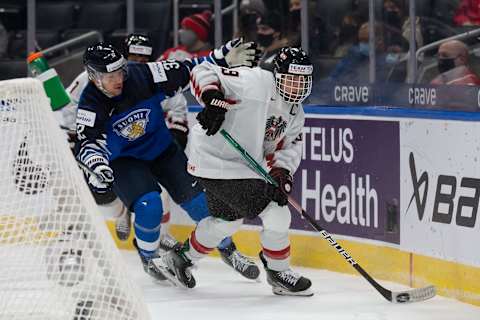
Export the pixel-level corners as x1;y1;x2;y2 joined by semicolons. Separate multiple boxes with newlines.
257;11;289;72
431;40;480;86
383;0;422;50
329;22;406;83
334;12;363;58
158;10;213;62
238;0;266;42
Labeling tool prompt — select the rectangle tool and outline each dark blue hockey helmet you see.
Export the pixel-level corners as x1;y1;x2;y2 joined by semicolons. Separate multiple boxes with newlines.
124;33;153;60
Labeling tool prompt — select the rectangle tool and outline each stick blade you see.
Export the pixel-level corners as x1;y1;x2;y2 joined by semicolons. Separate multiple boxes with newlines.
391;285;436;303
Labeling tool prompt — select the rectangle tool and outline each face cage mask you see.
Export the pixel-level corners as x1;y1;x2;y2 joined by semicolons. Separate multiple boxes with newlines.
275;72;312;104
86;63;128;98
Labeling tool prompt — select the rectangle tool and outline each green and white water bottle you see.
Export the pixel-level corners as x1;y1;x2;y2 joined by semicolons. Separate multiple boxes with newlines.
27;52;70;111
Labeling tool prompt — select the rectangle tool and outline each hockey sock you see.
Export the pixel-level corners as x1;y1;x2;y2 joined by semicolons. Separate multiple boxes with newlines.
180;192;209;222
262;246;291;271
184;230;215;261
133;191;163;257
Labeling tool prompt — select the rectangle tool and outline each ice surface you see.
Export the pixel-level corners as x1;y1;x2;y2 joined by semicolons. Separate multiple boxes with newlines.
122;251;480;320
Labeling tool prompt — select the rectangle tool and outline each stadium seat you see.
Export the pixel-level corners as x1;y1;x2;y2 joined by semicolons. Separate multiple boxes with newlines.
36;2;78;31
135;1;171;31
0;3;26;30
76;2;125;32
36;30;60;51
0;59;27;80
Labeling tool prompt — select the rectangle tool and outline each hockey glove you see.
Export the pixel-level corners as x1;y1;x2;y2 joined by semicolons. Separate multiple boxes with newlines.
196;90;233;136
225;38;261;68
168;121;189;150
265;167;293;206
83;155;114;193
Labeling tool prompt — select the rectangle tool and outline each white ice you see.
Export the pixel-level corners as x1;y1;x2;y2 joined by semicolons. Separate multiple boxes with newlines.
122;251;480;320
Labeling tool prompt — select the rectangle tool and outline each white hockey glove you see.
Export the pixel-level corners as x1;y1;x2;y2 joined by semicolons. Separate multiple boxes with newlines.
224;38;261;68
83;155;114;193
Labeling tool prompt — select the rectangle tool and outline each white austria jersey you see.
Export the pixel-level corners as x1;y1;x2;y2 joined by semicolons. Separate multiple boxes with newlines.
188;63;304;179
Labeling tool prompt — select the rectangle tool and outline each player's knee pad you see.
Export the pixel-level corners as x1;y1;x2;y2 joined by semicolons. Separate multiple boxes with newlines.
133;191;163;248
194;217;243;249
259;201;291;233
180;192;209;222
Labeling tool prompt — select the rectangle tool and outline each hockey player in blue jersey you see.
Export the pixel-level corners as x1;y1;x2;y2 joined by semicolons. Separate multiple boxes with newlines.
76;41;261;282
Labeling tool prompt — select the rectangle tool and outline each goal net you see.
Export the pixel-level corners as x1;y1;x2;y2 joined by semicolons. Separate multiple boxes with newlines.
0;78;151;320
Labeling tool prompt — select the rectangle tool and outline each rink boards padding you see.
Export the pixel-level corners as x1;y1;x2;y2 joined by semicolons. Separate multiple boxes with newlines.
103;106;480;307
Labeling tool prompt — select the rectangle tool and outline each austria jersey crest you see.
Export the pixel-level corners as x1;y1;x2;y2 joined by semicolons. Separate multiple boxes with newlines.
113;108;151;141
265;115;287;141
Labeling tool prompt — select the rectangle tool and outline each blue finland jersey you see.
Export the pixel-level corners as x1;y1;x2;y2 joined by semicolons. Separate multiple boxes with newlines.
106;92;172;160
75;58;217;163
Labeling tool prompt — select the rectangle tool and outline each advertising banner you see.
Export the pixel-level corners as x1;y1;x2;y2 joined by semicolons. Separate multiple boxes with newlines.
401;119;480;266
290;115;400;244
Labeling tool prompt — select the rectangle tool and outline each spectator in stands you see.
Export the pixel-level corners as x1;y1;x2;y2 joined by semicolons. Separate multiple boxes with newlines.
383;0;422;49
329;22;406;83
158;10;213;61
453;0;480;26
334;12;363;58
257;11;289;72
238;0;266;42
0;19;8;58
431;40;480;86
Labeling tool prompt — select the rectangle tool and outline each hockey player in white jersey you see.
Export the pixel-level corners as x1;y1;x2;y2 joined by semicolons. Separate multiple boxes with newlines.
159;47;314;296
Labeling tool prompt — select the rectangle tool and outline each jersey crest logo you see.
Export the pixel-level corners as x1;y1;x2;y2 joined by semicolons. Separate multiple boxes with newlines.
265;115;287;141
113;109;151;141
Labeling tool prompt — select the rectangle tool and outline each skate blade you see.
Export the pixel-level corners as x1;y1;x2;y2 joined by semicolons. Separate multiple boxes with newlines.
151;259;194;289
272;286;314;297
150;258;182;288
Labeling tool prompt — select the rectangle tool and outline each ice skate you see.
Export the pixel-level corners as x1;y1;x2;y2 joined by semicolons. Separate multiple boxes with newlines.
133;239;167;281
260;252;313;297
158;243;196;289
159;233;180;252
219;242;260;280
114;206;131;241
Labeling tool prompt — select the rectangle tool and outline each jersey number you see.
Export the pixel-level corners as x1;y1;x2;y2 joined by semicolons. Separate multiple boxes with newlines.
221;68;239;77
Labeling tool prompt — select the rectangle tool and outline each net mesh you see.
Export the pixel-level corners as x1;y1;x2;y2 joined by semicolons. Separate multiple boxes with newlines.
0;78;150;320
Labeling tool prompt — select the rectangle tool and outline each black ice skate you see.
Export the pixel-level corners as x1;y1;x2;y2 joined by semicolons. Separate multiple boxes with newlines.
158;233;180;252
133;239;167;281
219;242;260;280
158;243;196;289
259;252;313;297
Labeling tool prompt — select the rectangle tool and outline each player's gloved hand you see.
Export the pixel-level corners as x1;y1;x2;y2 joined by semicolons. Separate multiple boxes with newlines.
225;38;261;68
265;167;293;206
196;90;233;136
83;155;114;193
169;123;189;149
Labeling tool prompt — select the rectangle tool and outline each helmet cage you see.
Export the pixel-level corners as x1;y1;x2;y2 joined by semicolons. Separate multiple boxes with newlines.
275;71;312;104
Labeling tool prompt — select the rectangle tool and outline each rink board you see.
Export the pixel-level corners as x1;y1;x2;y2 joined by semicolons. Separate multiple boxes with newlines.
106;106;480;306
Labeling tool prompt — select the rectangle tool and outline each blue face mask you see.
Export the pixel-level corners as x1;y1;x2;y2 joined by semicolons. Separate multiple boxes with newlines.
358;42;369;56
385;53;400;64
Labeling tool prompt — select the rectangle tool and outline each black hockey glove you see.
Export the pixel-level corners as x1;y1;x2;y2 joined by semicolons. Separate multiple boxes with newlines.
265;167;293;206
196;90;233;136
168;121;189;150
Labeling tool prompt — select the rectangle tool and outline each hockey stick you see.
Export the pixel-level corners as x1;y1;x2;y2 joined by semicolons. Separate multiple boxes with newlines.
220;129;436;303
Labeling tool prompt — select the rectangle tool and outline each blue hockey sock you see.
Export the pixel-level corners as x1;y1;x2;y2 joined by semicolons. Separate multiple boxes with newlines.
133;191;163;256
